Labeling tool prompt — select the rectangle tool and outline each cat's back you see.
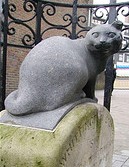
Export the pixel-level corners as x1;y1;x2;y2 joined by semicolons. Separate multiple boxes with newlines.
20;36;87;80
28;36;77;58
21;36;86;69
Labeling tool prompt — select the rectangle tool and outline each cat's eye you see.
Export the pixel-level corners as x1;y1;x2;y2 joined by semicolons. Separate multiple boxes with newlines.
108;32;116;38
92;32;99;38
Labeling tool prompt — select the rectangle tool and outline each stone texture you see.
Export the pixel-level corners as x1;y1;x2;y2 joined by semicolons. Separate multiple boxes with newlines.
0;98;94;130
0;103;114;167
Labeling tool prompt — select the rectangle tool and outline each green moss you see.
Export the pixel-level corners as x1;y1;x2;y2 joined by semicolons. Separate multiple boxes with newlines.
96;116;102;139
0;103;114;167
35;158;42;167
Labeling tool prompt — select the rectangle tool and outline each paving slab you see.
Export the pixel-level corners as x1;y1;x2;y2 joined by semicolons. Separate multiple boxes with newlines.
96;89;129;167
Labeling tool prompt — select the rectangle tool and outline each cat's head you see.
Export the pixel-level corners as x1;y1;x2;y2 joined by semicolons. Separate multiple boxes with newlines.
86;21;123;58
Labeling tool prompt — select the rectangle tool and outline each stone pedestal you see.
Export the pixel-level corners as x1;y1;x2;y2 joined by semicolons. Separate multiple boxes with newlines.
0;103;114;167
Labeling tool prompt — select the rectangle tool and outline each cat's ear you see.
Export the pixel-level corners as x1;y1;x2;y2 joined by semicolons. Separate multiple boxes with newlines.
111;21;123;31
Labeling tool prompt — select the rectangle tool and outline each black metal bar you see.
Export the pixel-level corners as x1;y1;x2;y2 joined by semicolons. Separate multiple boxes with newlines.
104;57;114;111
76;2;129;8
119;50;129;53
0;8;2;110
104;0;117;111
37;0;129;8
1;0;8;109
71;0;78;39
1;43;33;49
35;1;42;44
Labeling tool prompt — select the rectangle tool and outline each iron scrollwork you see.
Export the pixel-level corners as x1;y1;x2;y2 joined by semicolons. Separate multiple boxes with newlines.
77;15;88;28
7;0;37;47
117;4;129;51
3;0;129;50
41;3;73;38
92;6;109;24
117;4;129;18
122;27;129;51
8;1;37;22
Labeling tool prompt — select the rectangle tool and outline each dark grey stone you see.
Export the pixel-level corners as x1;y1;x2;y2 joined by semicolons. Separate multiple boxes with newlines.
1;21;123;129
0;99;94;130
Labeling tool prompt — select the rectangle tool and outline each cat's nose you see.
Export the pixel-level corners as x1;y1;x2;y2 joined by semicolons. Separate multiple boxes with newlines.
100;37;106;44
100;40;106;45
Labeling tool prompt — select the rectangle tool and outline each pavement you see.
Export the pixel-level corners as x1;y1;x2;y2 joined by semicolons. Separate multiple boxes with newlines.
114;78;129;89
96;89;129;167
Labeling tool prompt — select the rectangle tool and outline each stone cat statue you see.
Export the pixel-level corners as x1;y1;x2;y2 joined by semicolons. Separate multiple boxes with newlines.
5;21;123;116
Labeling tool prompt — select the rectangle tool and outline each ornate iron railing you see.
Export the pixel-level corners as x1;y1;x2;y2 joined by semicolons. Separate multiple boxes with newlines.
0;0;129;110
2;1;129;48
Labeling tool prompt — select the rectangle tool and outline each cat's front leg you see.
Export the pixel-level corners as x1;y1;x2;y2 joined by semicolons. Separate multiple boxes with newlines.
83;78;98;102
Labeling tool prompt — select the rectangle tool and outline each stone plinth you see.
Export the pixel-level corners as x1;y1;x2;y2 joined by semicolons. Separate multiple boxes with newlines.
0;103;114;167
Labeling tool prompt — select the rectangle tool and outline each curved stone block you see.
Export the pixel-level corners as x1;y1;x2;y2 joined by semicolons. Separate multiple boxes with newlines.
0;103;114;167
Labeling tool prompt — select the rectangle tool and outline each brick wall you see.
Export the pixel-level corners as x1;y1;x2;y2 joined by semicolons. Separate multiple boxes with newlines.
6;0;92;96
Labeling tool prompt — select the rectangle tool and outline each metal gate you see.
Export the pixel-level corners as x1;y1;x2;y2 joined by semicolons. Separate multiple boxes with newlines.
0;0;129;111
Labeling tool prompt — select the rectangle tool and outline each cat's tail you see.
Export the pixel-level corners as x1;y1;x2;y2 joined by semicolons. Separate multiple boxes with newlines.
4;90;33;116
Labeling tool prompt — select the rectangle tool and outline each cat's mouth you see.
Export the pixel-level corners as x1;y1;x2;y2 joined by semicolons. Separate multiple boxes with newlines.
95;43;111;52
